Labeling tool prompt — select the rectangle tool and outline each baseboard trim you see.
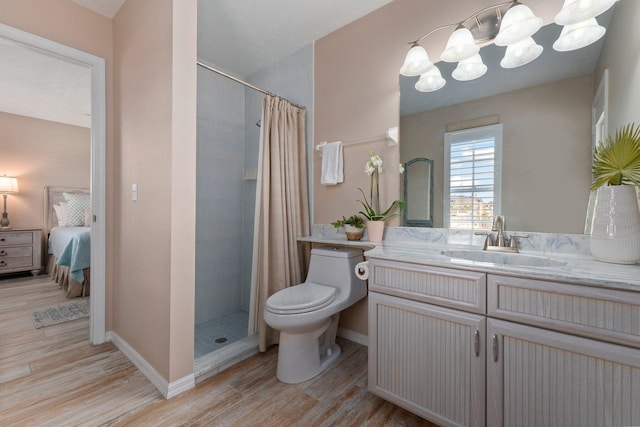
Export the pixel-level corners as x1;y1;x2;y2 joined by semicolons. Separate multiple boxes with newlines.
107;331;195;399
337;327;368;347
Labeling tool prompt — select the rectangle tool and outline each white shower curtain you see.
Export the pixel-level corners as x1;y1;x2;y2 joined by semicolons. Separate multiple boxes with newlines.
252;95;310;352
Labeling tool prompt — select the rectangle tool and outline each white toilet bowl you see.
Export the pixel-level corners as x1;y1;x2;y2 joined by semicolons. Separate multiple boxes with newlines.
263;247;367;384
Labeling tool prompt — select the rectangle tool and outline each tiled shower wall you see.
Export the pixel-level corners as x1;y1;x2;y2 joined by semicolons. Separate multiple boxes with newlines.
195;44;314;325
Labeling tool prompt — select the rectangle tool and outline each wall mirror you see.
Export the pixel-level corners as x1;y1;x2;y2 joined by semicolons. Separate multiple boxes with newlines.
403;158;434;227
399;3;621;234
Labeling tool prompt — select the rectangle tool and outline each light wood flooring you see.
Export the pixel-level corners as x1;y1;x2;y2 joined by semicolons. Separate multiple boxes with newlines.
0;273;438;426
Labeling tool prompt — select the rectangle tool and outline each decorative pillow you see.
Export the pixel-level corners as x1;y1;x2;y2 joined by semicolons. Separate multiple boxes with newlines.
63;192;91;226
84;207;92;226
53;203;67;227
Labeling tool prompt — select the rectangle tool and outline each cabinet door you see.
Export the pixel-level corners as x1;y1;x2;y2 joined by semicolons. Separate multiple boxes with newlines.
487;318;640;427
369;292;486;427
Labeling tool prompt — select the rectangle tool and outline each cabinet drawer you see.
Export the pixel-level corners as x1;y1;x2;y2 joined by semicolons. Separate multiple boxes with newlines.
488;274;640;349
0;231;33;246
0;246;32;259
369;259;486;313
0;256;34;270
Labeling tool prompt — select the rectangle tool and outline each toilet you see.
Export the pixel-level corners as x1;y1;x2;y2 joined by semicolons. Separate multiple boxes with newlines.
263;247;367;384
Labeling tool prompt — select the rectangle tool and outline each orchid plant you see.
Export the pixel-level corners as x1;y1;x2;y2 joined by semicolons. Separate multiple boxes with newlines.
357;151;405;221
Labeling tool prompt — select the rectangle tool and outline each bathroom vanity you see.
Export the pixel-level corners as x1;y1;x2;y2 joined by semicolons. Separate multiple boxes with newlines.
366;248;640;427
301;227;640;427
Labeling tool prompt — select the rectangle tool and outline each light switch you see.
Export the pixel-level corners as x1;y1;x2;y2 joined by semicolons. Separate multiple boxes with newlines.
132;184;138;201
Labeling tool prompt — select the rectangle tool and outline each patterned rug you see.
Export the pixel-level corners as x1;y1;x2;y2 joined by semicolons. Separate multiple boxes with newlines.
30;299;89;329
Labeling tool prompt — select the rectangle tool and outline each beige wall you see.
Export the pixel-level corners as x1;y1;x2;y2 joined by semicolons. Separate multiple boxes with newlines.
401;75;593;234
0;112;90;233
596;0;640;131
0;0;115;329
113;0;196;382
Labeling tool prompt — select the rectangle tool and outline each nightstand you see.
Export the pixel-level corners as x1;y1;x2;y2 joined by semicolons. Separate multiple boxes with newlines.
0;228;42;276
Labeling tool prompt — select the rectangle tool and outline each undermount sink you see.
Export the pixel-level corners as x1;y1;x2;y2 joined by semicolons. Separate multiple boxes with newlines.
441;249;567;267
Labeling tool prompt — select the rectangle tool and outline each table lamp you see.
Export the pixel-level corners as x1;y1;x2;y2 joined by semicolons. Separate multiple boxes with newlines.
0;175;19;229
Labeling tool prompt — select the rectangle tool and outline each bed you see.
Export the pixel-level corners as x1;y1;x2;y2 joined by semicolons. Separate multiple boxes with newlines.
44;186;91;298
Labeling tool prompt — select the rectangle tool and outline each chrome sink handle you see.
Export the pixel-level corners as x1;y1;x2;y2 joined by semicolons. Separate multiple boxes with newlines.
475;231;494;249
507;233;529;252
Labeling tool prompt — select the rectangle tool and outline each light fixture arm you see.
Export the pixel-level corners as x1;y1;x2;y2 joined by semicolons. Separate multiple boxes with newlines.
408;0;516;44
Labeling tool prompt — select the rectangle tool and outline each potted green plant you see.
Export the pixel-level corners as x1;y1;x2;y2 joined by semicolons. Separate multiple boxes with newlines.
357;151;405;243
589;123;640;264
331;214;365;241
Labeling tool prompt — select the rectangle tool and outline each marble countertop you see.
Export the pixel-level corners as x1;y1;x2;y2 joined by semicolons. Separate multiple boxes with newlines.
298;234;640;292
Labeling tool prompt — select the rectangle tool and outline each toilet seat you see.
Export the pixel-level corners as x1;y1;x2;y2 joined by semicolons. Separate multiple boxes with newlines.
266;282;336;314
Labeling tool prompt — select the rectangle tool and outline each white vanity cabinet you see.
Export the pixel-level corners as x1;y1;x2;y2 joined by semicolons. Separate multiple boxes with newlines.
368;258;640;427
368;259;487;427
487;274;640;427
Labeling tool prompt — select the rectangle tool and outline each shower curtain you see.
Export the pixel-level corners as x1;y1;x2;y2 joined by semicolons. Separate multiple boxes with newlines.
253;95;310;352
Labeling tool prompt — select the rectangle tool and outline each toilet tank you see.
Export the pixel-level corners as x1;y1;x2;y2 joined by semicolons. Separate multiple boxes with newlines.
306;247;364;295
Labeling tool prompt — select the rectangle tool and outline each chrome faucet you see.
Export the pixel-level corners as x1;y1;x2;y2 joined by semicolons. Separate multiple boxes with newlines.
492;215;506;248
476;215;529;253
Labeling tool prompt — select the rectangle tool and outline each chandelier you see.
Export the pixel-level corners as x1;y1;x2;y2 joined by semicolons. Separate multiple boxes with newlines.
400;0;618;93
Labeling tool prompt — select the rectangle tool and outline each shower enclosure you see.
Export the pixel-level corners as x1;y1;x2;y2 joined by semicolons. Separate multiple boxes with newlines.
194;65;264;366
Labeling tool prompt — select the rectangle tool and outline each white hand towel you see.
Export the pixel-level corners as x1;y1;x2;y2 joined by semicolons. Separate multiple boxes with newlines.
320;141;344;185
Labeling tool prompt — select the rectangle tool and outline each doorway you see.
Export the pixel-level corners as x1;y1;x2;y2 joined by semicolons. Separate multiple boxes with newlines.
0;24;107;344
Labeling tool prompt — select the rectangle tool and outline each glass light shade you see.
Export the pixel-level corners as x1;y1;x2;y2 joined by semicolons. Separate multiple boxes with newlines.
555;0;617;26
440;28;480;63
553;18;606;51
400;44;433;76
452;54;488;81
415;66;446;92
500;37;544;68
0;176;18;194
495;4;544;46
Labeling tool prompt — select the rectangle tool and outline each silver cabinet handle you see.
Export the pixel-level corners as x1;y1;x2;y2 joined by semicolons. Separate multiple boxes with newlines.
0;261;6;267
492;334;499;362
0;250;6;256
473;330;480;357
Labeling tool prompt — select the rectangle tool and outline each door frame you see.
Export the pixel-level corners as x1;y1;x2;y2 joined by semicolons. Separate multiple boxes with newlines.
0;24;107;344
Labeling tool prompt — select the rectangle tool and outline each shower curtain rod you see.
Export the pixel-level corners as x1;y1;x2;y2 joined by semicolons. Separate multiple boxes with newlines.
196;61;306;111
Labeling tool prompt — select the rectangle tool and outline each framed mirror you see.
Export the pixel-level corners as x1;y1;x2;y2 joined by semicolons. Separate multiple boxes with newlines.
403;157;434;227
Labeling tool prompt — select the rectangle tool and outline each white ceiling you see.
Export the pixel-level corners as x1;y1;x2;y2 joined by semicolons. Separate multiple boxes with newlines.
0;39;91;128
197;0;394;78
0;0;392;127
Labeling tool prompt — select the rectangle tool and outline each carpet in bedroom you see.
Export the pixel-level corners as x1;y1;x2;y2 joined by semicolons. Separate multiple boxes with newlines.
30;298;89;329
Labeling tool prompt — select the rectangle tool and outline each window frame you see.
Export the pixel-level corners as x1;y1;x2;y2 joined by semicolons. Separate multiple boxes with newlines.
443;124;503;230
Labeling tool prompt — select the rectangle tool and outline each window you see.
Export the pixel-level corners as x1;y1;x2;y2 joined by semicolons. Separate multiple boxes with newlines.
444;124;502;230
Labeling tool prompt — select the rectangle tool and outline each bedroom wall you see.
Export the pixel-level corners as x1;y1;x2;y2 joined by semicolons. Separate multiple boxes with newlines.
0;112;90;234
113;0;197;384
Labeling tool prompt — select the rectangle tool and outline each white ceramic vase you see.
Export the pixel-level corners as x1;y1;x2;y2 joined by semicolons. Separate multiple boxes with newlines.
590;185;640;264
366;220;385;243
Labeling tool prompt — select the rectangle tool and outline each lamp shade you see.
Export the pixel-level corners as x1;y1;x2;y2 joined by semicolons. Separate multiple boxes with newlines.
500;37;543;68
553;18;606;51
400;43;433;76
495;3;543;46
0;176;18;194
555;0;617;26
452;54;488;81
440;27;480;63
415;66;446;92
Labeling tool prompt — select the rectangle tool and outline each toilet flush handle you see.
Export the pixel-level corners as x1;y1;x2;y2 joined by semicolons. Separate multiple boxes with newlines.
355;261;369;281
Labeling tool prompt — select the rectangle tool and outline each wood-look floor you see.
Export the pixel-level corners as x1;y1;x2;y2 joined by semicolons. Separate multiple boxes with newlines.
0;274;439;427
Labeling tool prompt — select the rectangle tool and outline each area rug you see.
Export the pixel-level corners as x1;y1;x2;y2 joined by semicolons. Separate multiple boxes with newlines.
30;299;89;329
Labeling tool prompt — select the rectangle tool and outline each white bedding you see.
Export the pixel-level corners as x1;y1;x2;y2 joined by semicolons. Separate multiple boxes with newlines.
49;226;90;258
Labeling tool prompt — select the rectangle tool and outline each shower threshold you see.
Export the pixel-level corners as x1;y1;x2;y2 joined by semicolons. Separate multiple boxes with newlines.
194;334;259;382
